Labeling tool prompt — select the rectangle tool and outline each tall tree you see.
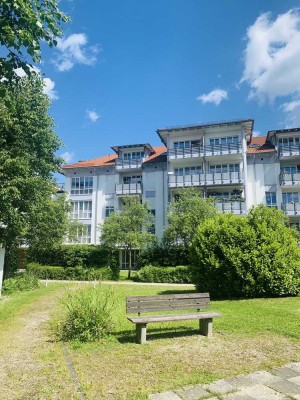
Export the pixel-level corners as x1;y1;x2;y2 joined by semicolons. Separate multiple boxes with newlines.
0;0;69;82
100;197;156;278
0;75;66;275
163;188;217;249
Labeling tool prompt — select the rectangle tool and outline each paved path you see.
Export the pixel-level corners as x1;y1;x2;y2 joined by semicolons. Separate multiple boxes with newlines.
149;362;300;400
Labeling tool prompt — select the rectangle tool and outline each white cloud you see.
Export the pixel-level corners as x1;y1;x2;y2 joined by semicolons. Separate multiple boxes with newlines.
61;151;75;164
86;109;100;122
241;9;300;102
197;89;228;106
54;33;99;72
43;77;58;100
281;100;300;113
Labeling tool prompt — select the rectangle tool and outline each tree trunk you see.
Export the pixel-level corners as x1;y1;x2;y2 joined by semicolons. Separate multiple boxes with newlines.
128;249;132;279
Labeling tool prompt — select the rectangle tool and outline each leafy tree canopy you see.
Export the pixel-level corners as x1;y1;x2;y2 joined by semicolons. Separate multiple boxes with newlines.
163;188;217;249
0;76;68;274
100;197;156;278
0;0;69;83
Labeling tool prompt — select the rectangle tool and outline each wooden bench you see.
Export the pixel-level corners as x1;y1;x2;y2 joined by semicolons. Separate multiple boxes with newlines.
126;292;221;344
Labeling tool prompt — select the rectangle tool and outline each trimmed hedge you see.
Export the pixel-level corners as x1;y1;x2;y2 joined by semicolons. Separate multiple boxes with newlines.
137;244;190;268
138;265;193;284
26;244;118;269
27;263;117;281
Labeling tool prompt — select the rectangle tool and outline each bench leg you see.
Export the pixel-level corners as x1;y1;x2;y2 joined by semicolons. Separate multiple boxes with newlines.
199;318;213;337
136;323;147;344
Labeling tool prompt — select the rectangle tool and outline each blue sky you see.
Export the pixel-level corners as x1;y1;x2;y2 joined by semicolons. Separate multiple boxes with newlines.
37;0;300;168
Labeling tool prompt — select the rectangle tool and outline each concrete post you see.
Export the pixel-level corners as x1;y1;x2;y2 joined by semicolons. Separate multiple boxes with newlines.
0;247;5;297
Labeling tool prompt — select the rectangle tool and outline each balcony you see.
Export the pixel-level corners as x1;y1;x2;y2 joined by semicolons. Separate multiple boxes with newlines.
168;172;243;188
215;201;246;215
115;158;143;170
280;173;300;186
115;183;142;196
168;143;242;160
278;144;300;158
281;202;300;216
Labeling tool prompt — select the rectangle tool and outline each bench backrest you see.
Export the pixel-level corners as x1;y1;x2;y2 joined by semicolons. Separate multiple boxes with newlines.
126;293;210;315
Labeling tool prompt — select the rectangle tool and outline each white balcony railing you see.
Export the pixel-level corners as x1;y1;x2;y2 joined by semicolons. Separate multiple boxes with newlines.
168;172;243;188
278;144;300;157
168;143;242;159
70;211;92;219
115;158;143;170
281;202;300;216
280;172;300;186
215;201;246;215
116;183;142;195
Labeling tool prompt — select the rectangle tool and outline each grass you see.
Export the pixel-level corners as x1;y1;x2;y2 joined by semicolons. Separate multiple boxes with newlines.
0;282;299;399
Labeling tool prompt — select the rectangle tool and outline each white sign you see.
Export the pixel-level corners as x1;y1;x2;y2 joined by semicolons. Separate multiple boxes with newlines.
0;248;5;297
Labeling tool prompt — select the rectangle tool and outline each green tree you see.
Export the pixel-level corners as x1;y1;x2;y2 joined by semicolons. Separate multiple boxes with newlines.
0;76;67;275
163;188;217;249
0;0;69;82
191;205;300;299
100;197;156;279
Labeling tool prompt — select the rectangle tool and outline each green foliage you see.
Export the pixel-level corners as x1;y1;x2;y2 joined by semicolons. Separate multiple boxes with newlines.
27;263;117;281
163;188;217;249
191;205;300;299
56;286;115;342
0;0;69;82
2;272;40;295
137;243;190;268
138;265;193;284
100;197;156;278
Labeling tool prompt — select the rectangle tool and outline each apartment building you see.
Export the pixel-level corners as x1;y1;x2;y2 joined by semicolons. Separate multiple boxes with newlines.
61;119;300;252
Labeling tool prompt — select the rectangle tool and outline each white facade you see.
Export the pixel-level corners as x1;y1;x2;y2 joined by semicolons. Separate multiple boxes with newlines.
62;120;300;245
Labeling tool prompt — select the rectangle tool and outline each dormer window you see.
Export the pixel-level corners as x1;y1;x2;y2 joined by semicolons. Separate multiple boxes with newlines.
123;151;144;160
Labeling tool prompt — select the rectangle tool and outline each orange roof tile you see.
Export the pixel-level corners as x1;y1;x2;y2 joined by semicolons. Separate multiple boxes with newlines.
247;136;275;154
144;145;167;163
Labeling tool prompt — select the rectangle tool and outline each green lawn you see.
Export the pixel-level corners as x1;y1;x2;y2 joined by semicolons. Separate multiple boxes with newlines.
0;282;299;400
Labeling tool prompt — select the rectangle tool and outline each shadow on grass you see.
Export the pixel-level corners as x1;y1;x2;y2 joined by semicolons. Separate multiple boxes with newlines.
115;325;200;344
157;289;196;295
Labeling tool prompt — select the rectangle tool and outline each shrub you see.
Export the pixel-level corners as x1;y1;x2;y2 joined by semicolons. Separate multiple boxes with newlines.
2;272;40;295
191;206;300;299
137;244;190;268
27;263;116;281
138;265;193;284
56;286;115;342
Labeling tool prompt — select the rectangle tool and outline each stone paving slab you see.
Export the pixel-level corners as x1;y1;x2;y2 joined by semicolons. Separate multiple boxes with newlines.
148;362;300;399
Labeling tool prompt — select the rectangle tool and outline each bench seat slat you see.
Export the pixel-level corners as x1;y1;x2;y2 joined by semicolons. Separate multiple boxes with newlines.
128;311;221;324
126;293;209;302
127;298;210;308
127;303;210;314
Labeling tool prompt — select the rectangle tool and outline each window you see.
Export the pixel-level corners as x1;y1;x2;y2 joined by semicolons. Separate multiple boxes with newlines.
174;166;201;176
123;151;144;160
69;224;91;244
282;192;299;203
209;136;239;145
105;206;114;217
173;140;200;149
71;177;93;195
279;137;300;145
120;250;138;270
280;165;300;174
71;201;92;219
123;175;142;184
266;192;277;208
209;164;239;173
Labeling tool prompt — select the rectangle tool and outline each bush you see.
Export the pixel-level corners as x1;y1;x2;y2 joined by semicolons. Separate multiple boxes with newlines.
27;263;117;281
137;244;190;268
138;265;193;283
191;206;300;299
2;272;40;295
56;286;115;342
26;244;119;271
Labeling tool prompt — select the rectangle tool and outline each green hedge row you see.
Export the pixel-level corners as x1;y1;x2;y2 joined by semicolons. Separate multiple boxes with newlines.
27;263;117;281
26;244;118;269
137;265;193;284
137;244;190;268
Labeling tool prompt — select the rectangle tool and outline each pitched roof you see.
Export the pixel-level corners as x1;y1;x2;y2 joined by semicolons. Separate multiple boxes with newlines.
247;136;275;154
62;146;167;169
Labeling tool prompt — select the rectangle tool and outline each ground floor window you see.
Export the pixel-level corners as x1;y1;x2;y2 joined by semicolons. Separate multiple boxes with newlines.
120;249;139;270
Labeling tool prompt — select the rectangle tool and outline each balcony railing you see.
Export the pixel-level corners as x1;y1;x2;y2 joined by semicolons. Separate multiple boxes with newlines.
280;172;300;186
115;158;143;169
168;143;242;159
116;183;142;195
70;211;92;219
215;201;246;215
278;144;300;157
168;172;243;188
281;202;300;216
